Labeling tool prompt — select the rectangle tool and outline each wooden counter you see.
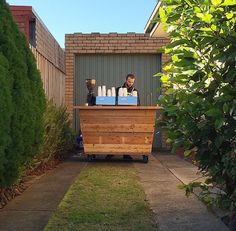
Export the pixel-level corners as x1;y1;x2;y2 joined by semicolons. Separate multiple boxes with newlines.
74;106;160;162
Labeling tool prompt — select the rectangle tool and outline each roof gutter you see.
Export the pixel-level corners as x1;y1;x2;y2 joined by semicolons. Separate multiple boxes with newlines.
144;1;162;34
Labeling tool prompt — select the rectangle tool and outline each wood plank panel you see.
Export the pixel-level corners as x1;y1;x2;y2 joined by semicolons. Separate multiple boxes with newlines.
79;109;156;118
83;134;154;144
81;124;155;133
80;116;156;124
82;132;153;137
76;106;160;110
84;144;151;154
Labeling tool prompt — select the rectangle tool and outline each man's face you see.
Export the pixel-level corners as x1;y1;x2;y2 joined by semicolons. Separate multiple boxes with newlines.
126;77;135;88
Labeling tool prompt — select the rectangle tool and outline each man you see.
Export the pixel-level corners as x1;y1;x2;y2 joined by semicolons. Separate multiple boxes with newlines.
106;74;141;161
116;73;141;105
119;74;140;160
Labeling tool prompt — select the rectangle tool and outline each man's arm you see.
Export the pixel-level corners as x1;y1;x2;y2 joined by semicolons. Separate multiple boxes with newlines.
137;91;141;106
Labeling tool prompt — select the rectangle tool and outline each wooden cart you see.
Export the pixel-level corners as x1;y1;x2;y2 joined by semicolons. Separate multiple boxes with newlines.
74;106;159;163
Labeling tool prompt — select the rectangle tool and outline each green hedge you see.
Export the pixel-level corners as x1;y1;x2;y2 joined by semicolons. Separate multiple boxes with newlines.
158;0;236;210
0;0;46;187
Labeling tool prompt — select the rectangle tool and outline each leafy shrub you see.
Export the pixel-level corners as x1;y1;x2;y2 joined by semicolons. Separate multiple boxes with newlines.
0;0;45;187
157;0;236;210
28;100;75;170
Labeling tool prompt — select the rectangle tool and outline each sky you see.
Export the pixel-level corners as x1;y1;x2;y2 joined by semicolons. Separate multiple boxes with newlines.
6;0;158;48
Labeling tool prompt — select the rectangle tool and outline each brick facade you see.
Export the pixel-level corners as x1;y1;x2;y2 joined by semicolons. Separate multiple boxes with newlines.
10;6;32;40
65;32;170;119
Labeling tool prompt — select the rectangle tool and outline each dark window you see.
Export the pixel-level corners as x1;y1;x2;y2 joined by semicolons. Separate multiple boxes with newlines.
29;19;36;47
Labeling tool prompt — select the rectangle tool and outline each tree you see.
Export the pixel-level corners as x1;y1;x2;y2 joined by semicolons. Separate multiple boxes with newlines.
0;0;46;187
158;0;236;210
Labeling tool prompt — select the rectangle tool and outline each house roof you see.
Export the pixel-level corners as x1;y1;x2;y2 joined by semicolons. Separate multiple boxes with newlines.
144;1;168;37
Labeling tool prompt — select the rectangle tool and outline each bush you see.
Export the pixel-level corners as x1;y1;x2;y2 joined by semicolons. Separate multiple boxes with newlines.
0;0;45;187
158;0;236;210
28;100;75;171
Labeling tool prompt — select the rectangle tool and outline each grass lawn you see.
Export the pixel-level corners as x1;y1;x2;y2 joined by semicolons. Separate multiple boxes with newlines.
44;164;157;231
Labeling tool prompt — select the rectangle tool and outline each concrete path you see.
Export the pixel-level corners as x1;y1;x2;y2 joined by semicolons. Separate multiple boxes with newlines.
0;158;86;231
133;153;229;231
0;153;229;231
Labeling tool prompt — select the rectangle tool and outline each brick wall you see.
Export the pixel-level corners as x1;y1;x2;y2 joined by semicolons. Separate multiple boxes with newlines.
65;32;170;119
10;6;32;41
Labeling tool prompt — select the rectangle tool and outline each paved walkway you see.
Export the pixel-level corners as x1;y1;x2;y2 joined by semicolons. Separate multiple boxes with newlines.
0;160;87;231
134;153;229;231
0;153;229;231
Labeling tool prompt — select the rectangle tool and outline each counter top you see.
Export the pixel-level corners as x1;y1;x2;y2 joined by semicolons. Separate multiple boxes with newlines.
74;106;161;110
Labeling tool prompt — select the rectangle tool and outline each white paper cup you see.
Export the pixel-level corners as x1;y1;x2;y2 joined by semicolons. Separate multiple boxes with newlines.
102;85;106;96
107;89;111;96
111;87;116;97
133;91;137;97
98;86;102;96
118;88;123;96
123;88;127;96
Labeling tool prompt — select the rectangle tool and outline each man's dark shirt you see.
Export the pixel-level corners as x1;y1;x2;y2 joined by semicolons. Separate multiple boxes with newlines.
116;82;141;106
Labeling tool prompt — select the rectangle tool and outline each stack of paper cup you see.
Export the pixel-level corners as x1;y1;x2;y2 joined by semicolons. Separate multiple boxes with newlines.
107;89;111;96
102;85;106;96
123;88;127;96
133;91;137;97
118;88;123;96
111;87;116;97
98;86;102;96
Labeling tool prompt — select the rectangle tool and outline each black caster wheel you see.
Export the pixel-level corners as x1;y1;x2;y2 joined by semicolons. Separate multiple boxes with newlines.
143;155;149;163
87;154;96;162
87;155;93;162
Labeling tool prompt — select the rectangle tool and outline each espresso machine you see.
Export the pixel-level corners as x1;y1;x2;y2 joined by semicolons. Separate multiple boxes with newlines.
86;79;96;106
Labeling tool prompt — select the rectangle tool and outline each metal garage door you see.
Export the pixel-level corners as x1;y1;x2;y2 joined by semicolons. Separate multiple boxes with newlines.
74;54;162;149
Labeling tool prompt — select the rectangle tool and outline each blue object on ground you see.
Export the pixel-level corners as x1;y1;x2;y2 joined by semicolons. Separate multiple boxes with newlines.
76;133;84;150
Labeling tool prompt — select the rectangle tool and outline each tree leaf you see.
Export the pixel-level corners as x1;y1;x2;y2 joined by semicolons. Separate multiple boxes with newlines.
159;7;167;23
196;13;213;24
223;103;229;113
211;0;222;6
165;88;174;95
215;118;224;129
184;150;192;157
166;39;190;49
206;108;222;118
226;12;234;19
221;0;236;6
161;74;170;83
214;136;224;148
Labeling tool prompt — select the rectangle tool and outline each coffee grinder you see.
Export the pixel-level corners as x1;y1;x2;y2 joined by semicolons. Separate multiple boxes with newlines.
86;79;96;106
